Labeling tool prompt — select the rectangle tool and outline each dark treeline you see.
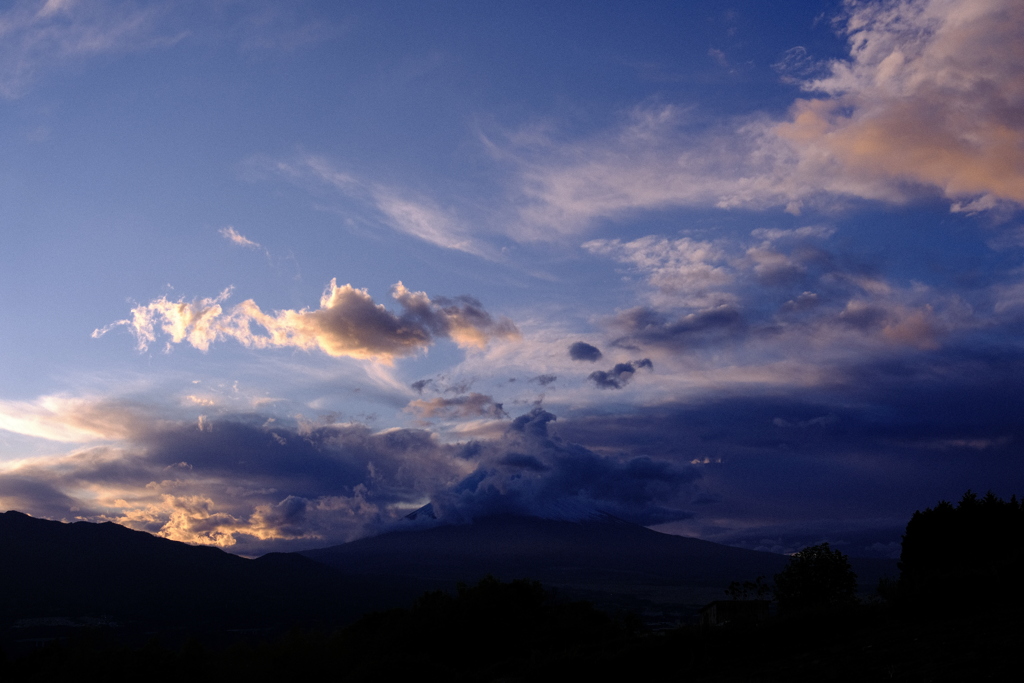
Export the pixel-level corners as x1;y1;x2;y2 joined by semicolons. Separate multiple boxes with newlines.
1;578;644;682
3;578;1019;681
896;490;1024;608
2;491;1021;681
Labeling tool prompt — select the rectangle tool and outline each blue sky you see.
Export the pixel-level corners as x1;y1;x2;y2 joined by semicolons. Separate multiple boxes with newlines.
2;0;1023;558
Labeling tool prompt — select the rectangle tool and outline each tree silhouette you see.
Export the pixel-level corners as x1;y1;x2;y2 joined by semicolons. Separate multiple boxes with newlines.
898;490;1024;607
773;543;857;613
725;576;771;600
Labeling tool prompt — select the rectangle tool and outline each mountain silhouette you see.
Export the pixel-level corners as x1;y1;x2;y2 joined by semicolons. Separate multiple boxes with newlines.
301;513;897;611
303;513;768;611
0;509;896;632
303;513;783;584
0;510;425;628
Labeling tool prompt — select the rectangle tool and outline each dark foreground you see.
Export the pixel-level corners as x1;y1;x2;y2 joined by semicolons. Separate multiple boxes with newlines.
2;493;1018;680
1;578;1018;682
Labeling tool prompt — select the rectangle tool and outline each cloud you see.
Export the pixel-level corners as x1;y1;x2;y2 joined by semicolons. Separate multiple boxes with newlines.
744;226;835;285
94;279;520;364
505;105;777;238
586;228;837;310
0;395;158;443
0;474;90;518
780;0;1024;207
219;226;261;249
0;414;473;553
371;189;489;257
428;408;700;526
498;0;1024;238
568;341;602;362
406;393;507;420
585;228;971;360
584;235;735;309
7;336;1024;556
587;359;653;390
610;307;748;352
410;379;434;394
0;0;181;98
0;405;700;552
270;156;497;258
551;347;1024;555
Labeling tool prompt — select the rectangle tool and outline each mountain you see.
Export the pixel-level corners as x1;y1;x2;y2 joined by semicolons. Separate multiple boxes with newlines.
303;513;750;614
300;514;897;613
0;510;425;629
303;513;783;584
0;509;897;634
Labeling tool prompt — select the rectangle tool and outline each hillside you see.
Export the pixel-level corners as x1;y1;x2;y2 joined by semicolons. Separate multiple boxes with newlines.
0;511;424;629
301;514;896;613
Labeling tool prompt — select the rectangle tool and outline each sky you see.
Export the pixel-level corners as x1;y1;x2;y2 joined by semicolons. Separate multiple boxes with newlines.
1;0;1023;559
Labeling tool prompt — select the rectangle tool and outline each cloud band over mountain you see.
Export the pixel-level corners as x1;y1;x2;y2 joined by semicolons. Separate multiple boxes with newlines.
0;406;699;554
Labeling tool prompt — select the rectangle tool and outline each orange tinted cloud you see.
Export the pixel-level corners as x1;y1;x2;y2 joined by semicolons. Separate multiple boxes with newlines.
406;393;507;420
780;0;1024;206
504;0;1024;236
94;279;519;364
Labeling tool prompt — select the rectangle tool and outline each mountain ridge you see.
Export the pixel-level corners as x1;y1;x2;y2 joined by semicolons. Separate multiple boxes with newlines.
301;512;791;587
0;509;897;629
300;513;897;614
0;510;426;628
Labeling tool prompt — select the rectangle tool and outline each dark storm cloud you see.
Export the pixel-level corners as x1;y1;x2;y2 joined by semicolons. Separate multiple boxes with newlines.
1;404;701;551
587;359;653;389
553;344;1024;556
410;379;433;394
498;453;549;472
248;495;312;539
140;420;365;492
780;291;820;313
0;417;467;554
610;306;746;350
429;408;699;526
457;441;484;460
568;341;603;362
9;338;1024;558
0;475;91;519
837;303;888;330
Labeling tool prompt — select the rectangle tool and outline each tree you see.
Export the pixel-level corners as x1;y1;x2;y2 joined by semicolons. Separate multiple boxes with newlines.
898;490;1023;606
725;576;771;600
773;543;857;613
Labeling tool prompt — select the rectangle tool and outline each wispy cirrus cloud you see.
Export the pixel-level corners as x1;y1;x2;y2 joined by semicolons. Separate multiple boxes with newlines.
219;226;262;249
93;279;519;364
268;155;498;258
0;394;157;443
496;0;1024;238
0;0;182;98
